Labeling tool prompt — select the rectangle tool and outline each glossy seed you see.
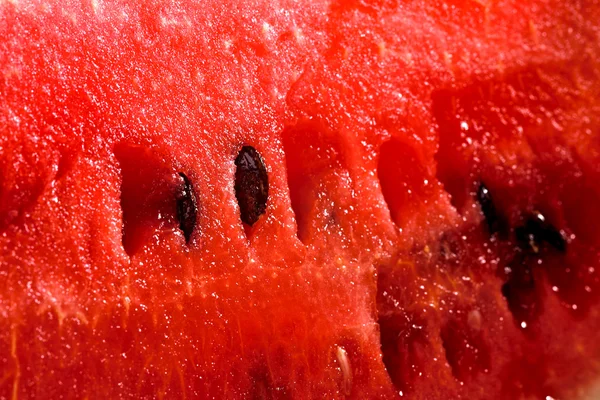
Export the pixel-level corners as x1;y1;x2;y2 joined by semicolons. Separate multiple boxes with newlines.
176;172;198;243
477;183;499;234
234;146;269;226
516;212;566;253
537;215;567;252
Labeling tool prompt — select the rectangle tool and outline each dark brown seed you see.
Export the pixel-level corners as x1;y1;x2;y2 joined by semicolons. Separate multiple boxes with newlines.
234;146;269;226
536;214;567;252
515;212;566;253
176;172;197;243
477;183;499;234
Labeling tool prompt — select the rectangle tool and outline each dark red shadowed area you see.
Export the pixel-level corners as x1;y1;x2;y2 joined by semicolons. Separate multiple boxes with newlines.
282;120;347;243
115;143;184;256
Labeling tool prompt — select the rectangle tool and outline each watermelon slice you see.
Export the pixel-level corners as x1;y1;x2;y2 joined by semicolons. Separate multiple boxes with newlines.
1;0;600;398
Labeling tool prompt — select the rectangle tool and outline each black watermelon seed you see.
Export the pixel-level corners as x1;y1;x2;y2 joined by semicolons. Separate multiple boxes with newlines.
535;213;567;252
516;212;566;253
176;172;197;243
234;146;269;226
477;183;499;234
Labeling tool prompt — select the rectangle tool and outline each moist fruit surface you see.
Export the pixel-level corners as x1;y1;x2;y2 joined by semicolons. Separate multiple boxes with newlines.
1;0;600;398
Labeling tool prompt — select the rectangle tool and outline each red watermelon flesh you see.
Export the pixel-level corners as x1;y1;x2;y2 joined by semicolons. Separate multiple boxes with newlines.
1;0;600;398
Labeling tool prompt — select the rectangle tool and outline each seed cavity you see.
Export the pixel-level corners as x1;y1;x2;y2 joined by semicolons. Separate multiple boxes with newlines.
176;172;197;243
115;143;181;256
476;183;499;234
440;307;492;382
515;212;566;253
378;138;429;227
501;212;566;331
281;122;344;242
234;146;269;226
501;261;539;331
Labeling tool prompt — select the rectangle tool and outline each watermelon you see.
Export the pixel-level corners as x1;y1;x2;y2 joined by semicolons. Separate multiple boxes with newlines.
1;0;600;398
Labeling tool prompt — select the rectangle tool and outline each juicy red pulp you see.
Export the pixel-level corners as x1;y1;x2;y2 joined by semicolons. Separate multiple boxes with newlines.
377;62;600;399
1;0;600;399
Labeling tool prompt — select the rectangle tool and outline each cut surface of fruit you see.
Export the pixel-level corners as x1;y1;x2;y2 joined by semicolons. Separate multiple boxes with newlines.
1;0;600;399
